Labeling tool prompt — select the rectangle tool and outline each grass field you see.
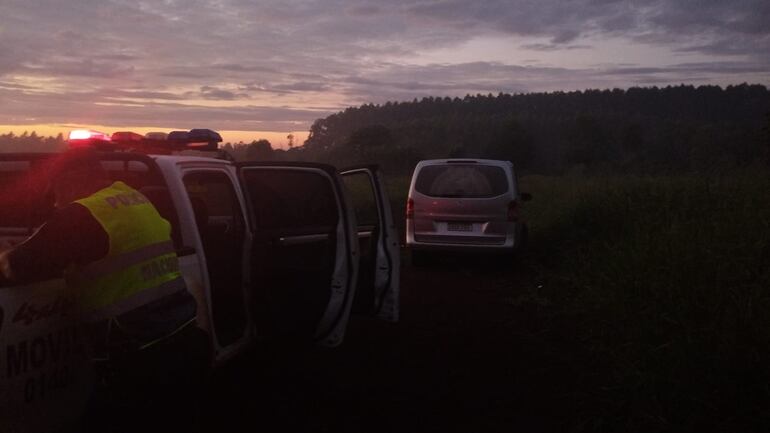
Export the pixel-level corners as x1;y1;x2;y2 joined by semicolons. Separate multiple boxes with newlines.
383;168;770;432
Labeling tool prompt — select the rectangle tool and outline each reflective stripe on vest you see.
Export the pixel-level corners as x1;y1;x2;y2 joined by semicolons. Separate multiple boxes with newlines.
72;182;184;320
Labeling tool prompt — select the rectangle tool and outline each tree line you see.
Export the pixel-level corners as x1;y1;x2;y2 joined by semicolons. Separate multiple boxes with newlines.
2;84;768;174
0;131;66;152
293;84;770;175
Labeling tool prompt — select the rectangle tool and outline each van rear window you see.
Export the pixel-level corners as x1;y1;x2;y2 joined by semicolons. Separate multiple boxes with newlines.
414;165;508;198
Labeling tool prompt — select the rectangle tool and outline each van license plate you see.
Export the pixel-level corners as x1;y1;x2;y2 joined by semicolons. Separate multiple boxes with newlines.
447;222;473;232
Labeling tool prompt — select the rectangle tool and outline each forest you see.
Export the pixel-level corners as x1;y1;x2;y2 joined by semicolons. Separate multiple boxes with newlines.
294;83;770;175
2;84;768;176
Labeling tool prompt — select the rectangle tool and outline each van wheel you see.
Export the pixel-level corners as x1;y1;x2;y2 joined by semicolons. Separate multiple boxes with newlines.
411;250;429;267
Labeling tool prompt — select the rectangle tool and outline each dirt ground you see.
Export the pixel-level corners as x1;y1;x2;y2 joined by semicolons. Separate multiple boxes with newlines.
203;250;584;433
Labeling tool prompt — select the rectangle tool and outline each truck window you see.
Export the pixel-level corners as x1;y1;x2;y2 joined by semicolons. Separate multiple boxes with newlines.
242;169;338;232
0;156;178;242
240;167;340;340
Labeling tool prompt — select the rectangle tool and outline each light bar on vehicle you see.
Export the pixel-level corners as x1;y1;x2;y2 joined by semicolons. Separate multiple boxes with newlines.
188;129;222;144
145;132;168;140
111;131;144;142
66;128;223;154
167;130;189;142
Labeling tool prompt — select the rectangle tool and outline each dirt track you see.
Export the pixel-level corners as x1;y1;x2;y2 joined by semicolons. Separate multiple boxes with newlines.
204;251;583;433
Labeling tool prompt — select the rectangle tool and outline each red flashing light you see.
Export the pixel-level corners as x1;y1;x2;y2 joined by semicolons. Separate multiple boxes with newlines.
68;129;111;142
67;129;112;149
65;128;221;154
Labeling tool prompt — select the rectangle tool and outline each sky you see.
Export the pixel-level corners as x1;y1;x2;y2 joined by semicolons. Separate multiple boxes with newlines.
1;0;769;148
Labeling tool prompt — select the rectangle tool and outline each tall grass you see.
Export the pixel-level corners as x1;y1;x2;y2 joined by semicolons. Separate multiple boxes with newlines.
521;170;770;432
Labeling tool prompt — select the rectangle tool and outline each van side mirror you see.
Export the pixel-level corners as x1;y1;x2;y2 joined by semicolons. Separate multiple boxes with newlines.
520;192;532;202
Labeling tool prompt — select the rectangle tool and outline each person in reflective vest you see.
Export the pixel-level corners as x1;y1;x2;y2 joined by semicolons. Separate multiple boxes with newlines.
0;148;209;432
70;177;194;355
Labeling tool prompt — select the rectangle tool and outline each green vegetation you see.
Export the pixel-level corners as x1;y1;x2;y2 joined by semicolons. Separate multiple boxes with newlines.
307;86;769;431
295;84;770;176
381;169;770;431
517;171;770;432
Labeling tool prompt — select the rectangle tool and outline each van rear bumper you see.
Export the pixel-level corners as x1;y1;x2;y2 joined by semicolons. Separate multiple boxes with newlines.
406;234;516;253
414;233;506;245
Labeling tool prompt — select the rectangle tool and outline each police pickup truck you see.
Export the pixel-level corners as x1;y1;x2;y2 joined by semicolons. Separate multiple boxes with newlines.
0;129;400;433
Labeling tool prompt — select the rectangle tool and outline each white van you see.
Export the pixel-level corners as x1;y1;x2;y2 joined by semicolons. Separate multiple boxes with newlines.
405;159;531;264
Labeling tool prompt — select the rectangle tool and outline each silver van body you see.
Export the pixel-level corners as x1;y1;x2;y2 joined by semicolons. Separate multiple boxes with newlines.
405;159;526;253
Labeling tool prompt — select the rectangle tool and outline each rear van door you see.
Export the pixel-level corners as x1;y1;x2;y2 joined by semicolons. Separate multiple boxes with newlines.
339;166;400;322
411;161;513;245
237;162;359;347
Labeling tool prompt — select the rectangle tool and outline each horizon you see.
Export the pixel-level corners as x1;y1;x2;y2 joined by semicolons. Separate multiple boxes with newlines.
1;82;766;149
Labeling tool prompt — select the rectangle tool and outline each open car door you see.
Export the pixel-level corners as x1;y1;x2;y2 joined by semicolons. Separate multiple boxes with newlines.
340;165;400;322
237;162;359;347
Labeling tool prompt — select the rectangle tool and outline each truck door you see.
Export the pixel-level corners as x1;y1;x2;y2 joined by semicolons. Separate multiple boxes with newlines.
339;165;400;322
179;167;252;360
237;163;359;347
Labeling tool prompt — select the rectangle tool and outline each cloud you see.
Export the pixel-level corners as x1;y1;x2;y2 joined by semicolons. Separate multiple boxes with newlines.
272;82;332;92
103;90;187;101
521;43;591;51
0;0;767;134
198;86;250;100
0;81;36;91
21;59;135;79
0;86;328;130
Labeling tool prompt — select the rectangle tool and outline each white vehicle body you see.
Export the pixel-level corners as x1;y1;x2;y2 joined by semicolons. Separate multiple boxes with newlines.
0;152;400;432
405;158;528;255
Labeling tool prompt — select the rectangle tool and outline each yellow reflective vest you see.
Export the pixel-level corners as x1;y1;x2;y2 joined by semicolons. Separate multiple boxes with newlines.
71;181;194;350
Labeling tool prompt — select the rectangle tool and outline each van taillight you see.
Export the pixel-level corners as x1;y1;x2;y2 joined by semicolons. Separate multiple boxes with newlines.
507;200;519;221
406;198;414;219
